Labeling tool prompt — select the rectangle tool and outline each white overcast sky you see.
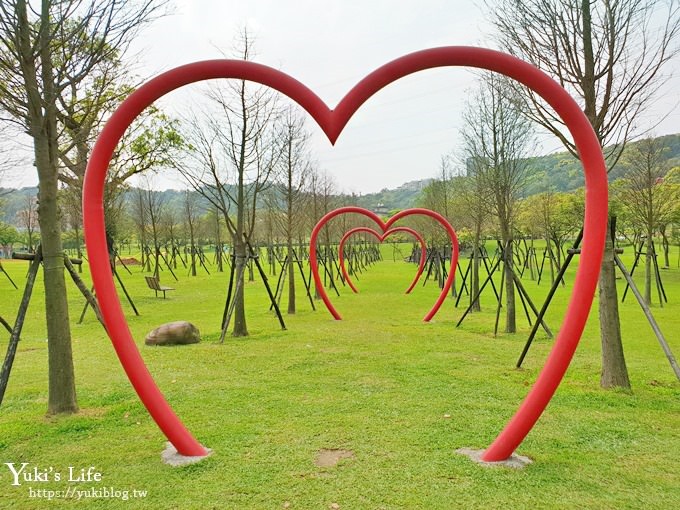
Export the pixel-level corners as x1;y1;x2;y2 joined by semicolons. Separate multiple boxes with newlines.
4;0;680;194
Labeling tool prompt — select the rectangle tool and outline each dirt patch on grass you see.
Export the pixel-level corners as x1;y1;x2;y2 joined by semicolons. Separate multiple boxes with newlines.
118;257;141;265
315;449;354;468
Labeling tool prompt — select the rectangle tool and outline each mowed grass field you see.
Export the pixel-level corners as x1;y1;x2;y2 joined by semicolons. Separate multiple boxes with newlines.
0;242;679;509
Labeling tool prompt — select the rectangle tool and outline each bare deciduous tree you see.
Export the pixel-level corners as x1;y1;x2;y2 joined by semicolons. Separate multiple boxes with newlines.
454;169;492;312
462;72;535;333
0;124;21;191
175;34;281;337
490;0;680;389
132;186;149;270
305;168;338;298
272;108;312;314
137;180;165;278
183;190;201;277
16;194;38;252
617;137;679;304
420;157;454;221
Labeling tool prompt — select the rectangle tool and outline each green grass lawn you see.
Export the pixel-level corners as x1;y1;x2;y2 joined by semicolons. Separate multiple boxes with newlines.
0;243;679;509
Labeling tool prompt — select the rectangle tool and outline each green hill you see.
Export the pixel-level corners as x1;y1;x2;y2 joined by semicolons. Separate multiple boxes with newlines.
2;134;679;226
523;133;680;195
346;179;433;212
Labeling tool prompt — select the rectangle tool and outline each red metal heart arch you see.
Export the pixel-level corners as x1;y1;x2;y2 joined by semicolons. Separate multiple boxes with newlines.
311;207;457;321
83;47;608;462
338;225;427;295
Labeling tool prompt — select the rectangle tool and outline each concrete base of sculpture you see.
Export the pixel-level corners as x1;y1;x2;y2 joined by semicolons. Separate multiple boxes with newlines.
161;442;212;466
455;447;532;468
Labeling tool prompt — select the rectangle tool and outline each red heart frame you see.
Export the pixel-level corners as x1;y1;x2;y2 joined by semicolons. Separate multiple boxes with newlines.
312;207;457;321
83;47;608;462
339;225;427;295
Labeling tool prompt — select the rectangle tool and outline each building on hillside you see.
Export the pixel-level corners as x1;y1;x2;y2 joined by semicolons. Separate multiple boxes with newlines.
371;203;390;216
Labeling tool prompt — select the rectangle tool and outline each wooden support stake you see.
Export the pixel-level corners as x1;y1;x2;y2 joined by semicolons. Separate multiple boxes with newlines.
0;260;18;289
293;248;316;311
63;255;106;329
0;316;11;334
456;255;503;328
517;229;583;368
244;236;286;331
0;247;42;406
614;254;680;382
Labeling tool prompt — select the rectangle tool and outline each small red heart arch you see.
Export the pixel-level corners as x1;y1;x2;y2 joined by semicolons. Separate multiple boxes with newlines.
338;225;427;295
83;47;608;462
312;207;457;321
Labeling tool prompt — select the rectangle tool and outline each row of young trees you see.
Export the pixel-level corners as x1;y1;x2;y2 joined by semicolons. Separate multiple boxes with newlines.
492;0;680;391
418;0;680;391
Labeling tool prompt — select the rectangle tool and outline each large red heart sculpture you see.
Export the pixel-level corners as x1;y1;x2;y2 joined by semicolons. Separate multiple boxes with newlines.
338;225;427;295
312;207;457;321
83;47;608;462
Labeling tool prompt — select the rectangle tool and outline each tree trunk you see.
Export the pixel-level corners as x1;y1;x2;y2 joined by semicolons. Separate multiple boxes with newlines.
599;217;631;389
645;229;653;305
554;237;563;268
287;247;296;314
324;226;333;289
215;211;223;273
471;224;481;312
286;205;296;314
503;238;516;333
232;236;248;337
286;145;296;315
190;244;196;277
36;124;78;415
547;237;555;285
660;225;670;268
74;222;82;273
15;0;78;415
231;77;250;337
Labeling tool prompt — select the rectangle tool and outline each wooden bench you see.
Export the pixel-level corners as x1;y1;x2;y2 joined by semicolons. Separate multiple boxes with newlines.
145;276;175;299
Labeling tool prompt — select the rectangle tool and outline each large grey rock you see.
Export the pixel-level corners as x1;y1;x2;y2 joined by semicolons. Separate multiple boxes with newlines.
145;321;200;346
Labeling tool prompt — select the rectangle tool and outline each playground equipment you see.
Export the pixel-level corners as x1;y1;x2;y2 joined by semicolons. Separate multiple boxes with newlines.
82;47;608;462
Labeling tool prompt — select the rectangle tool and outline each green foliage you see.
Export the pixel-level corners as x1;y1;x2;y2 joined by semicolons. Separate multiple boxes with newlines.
128;112;184;165
517;191;581;239
454;226;474;249
666;166;680;184
0;220;19;244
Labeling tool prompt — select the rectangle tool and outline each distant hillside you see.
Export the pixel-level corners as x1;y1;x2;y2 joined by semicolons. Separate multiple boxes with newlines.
523;133;680;195
347;133;680;208
0;187;36;225
2;134;679;227
349;179;433;212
